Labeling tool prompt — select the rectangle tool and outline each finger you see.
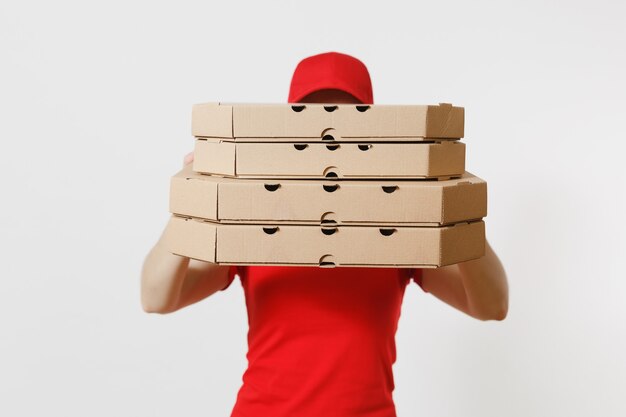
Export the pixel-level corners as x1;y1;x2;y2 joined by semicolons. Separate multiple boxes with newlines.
183;151;194;166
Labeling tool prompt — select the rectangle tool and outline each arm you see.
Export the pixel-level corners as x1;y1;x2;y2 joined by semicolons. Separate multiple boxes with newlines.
140;228;231;314
420;240;509;321
140;152;232;314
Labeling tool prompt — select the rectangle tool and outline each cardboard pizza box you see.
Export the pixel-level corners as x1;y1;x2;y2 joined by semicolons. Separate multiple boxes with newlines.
192;102;464;141
192;138;465;179
170;165;487;226
165;215;485;268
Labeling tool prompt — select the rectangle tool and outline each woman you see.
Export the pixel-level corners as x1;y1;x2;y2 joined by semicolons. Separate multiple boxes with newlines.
141;51;509;417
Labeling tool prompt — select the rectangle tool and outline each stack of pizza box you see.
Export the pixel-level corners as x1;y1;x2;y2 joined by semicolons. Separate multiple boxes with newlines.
165;102;487;268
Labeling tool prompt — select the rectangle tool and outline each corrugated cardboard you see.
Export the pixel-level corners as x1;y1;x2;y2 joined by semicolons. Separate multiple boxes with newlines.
165;215;485;268
192;138;465;179
192;102;464;141
170;165;487;226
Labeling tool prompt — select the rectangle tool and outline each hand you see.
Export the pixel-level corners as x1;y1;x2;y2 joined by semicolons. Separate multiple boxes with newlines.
183;151;194;167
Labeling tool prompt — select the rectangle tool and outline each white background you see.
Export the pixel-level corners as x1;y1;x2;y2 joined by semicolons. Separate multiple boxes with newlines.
1;1;625;416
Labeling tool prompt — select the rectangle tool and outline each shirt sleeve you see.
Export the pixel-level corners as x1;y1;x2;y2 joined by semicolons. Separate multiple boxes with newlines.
412;268;427;292
220;265;239;291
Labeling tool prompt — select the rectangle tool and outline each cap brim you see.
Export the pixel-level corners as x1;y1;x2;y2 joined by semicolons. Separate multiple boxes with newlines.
289;82;367;104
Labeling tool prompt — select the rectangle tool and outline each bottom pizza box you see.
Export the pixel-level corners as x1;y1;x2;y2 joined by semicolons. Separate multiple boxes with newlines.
165;215;485;268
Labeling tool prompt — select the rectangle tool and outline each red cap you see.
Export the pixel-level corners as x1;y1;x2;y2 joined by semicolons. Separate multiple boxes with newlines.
288;52;373;104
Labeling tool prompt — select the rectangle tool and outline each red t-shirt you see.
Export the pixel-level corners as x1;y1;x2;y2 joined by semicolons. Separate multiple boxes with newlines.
221;265;426;417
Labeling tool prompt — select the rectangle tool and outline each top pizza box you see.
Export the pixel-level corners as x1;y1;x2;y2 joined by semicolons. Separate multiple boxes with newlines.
191;102;464;141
